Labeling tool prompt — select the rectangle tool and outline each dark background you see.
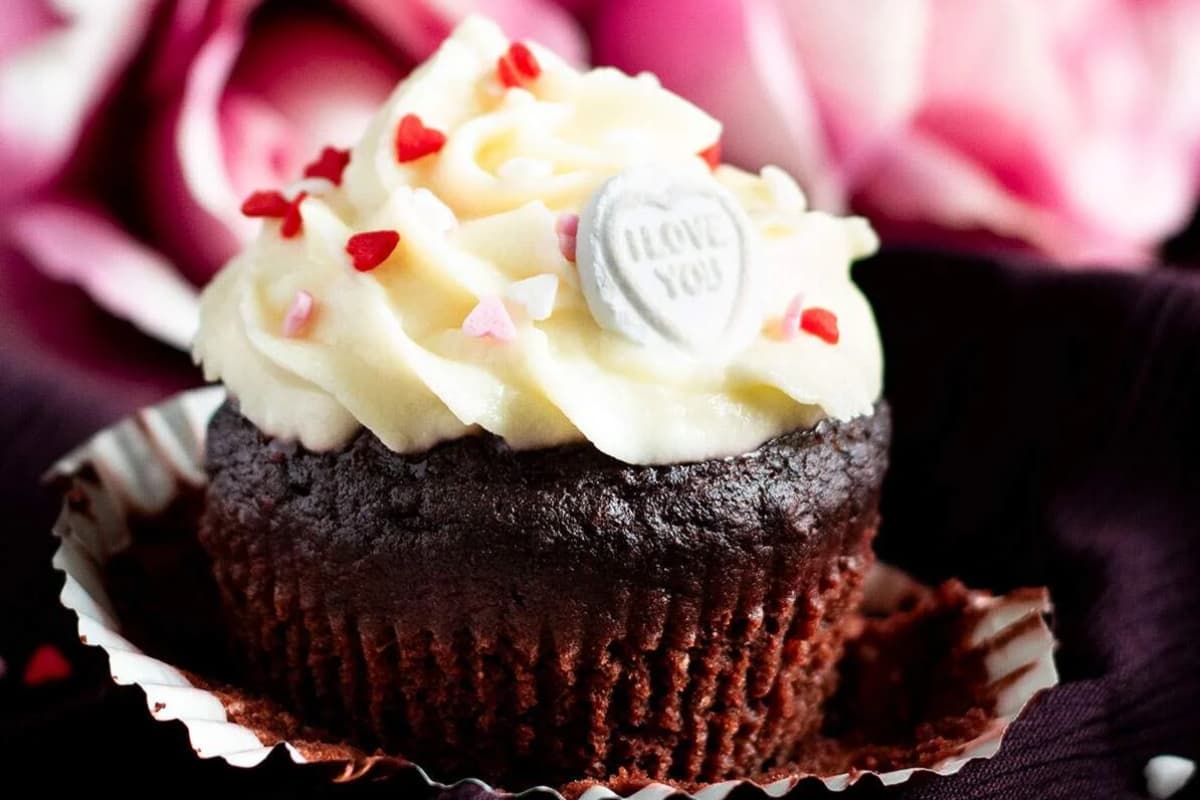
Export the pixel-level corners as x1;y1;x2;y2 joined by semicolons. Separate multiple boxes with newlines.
2;240;1199;797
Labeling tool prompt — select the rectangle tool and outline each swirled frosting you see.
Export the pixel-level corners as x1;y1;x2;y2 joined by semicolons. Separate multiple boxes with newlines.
194;17;882;465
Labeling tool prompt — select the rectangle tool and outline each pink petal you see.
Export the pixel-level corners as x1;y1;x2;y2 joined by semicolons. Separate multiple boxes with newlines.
218;90;307;210
342;0;588;66
6;202;202;348
144;20;252;284
592;0;844;210
462;296;517;341
142;0;261;93
1139;0;1200;142
0;1;63;60
228;12;403;152
857;129;1152;268
0;0;158;204
776;0;929;183
864;0;1198;266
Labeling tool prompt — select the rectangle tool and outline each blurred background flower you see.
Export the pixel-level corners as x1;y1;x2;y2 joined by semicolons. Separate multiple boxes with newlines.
592;0;1200;268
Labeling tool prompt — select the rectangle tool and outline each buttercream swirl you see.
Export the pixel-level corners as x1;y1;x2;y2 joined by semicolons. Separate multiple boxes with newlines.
194;16;882;465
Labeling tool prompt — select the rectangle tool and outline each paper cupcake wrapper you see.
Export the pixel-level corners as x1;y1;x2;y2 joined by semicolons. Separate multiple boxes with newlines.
49;387;1059;797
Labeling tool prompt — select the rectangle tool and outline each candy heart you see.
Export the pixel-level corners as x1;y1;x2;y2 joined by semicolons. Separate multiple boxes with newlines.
576;164;760;359
394;114;447;163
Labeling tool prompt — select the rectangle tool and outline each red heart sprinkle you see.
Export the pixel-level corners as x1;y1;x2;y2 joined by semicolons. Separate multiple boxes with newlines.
23;644;71;687
346;230;401;272
800;307;839;344
700;141;721;170
303;146;351;185
280;192;306;238
240;190;290;218
509;42;541;79
497;42;541;89
395;114;446;163
497;55;520;88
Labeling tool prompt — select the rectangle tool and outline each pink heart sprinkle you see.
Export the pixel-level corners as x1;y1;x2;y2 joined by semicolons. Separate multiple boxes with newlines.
556;212;579;263
462;296;517;342
778;293;804;340
283;290;314;337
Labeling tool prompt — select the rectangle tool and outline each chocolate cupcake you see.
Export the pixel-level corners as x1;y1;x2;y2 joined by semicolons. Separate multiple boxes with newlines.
193;16;887;788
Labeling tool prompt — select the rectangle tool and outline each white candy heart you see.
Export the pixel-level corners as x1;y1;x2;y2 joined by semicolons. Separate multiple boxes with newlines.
506;274;559;321
576;164;760;359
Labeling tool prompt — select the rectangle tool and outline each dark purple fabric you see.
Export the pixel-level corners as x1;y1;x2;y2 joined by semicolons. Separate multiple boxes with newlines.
0;250;1198;798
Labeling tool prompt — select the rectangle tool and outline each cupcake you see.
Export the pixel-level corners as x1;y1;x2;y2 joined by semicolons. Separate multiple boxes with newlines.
193;16;887;787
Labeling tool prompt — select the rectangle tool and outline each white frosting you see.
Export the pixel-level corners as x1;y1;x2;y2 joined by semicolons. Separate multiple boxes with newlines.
194;17;883;465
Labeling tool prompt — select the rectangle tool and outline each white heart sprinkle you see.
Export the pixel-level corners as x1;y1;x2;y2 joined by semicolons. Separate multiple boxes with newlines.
1146;755;1196;799
506;274;559;321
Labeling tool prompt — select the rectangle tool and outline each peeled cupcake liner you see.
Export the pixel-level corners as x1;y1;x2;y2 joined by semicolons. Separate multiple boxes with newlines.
49;387;1059;798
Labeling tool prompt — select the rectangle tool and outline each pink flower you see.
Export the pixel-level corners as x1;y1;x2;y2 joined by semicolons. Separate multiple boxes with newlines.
0;0;585;350
592;0;1200;267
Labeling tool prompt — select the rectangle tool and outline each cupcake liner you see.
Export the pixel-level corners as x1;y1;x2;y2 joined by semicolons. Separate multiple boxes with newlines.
49;388;1059;797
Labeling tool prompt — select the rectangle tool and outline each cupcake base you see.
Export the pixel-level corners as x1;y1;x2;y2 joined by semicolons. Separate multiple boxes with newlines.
199;400;890;785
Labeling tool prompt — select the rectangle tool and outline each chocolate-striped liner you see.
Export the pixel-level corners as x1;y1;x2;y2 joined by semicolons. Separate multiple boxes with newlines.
49;388;1059;797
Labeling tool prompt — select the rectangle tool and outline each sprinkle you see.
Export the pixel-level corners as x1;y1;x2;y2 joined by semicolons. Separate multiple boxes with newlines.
556;212;579;263
700;141;721;170
800;307;839;344
462;296;517;341
777;293;804;340
509;43;540;79
346;230;400;272
241;190;290;218
282;290;314;337
23;644;71;687
497;42;541;88
303;146;351;185
1146;756;1196;799
506;274;559;321
395;113;446;163
280;192;306;238
497;56;520;89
